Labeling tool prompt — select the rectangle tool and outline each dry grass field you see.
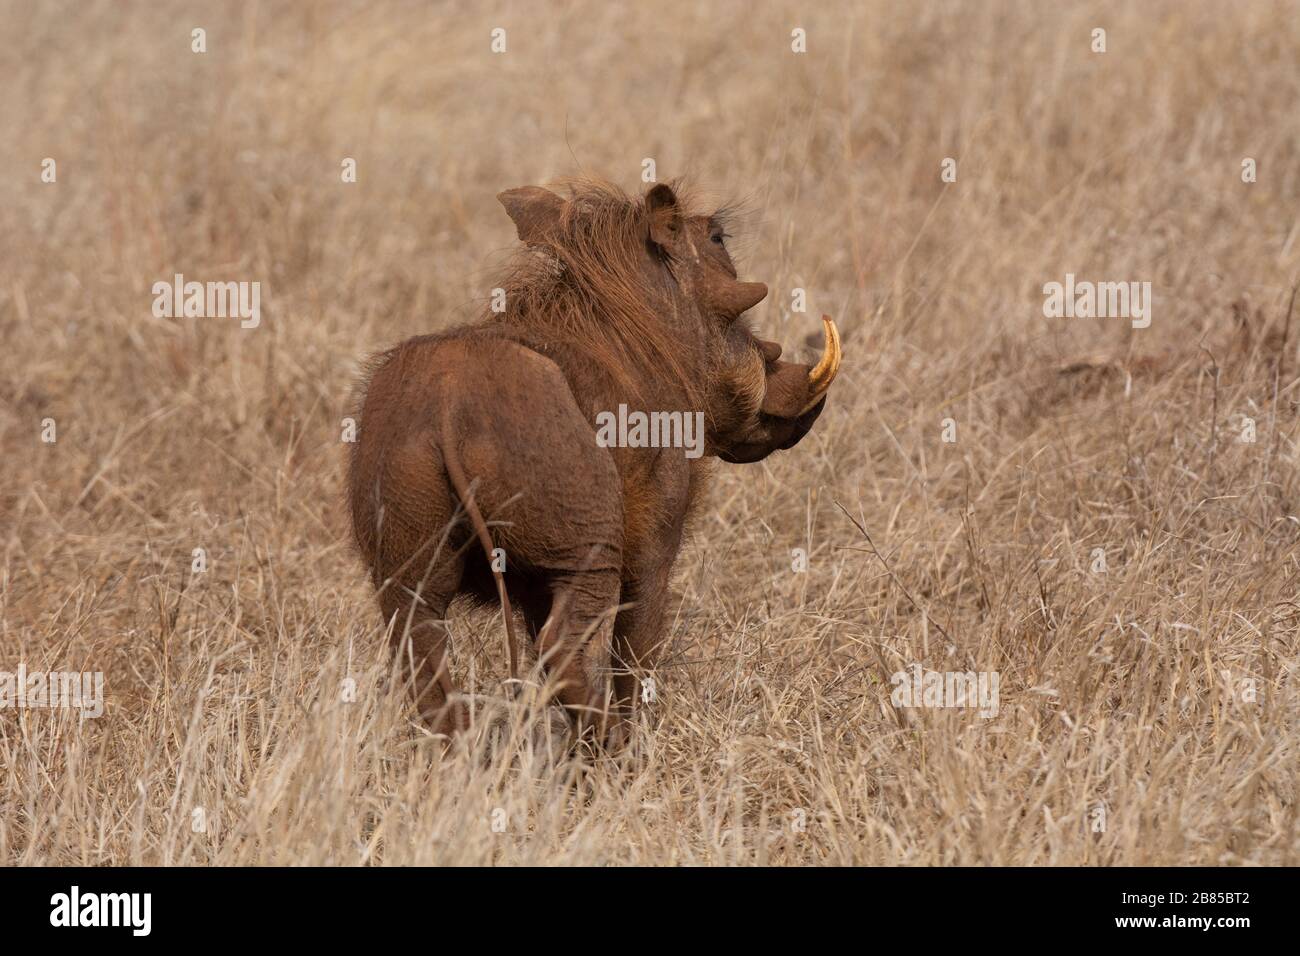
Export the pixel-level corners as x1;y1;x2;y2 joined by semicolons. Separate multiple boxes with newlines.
2;0;1298;866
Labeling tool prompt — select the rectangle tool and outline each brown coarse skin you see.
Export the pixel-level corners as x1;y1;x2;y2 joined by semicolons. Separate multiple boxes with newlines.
347;177;835;746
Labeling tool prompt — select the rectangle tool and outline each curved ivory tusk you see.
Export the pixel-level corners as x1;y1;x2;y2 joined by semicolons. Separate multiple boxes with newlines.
800;315;841;414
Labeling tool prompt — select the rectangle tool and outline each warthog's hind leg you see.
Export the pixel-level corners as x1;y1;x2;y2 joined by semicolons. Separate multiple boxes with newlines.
535;566;621;750
382;591;468;736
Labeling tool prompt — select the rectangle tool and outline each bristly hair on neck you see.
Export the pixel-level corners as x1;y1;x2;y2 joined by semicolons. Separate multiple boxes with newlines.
485;176;708;409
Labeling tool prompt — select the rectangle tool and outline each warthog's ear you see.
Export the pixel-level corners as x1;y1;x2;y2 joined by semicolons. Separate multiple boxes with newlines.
498;186;566;244
645;183;681;249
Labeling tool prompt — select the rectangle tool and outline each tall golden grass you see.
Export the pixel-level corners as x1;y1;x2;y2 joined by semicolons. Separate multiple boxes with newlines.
2;0;1298;865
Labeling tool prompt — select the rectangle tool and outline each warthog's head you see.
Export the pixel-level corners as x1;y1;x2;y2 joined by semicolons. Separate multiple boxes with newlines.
497;179;841;462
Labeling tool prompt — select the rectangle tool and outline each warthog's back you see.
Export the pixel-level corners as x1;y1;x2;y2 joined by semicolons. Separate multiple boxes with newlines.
348;329;620;591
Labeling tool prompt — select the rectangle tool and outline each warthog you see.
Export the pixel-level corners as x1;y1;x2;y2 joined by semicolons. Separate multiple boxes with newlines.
347;178;841;745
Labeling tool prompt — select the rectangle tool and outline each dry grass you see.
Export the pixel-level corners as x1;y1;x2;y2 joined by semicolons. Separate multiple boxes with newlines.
2;0;1298;865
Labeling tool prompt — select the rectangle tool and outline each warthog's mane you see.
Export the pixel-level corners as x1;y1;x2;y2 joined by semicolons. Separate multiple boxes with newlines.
489;176;720;408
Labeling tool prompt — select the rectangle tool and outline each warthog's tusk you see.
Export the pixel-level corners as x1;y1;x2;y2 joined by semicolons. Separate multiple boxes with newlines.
801;315;841;414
